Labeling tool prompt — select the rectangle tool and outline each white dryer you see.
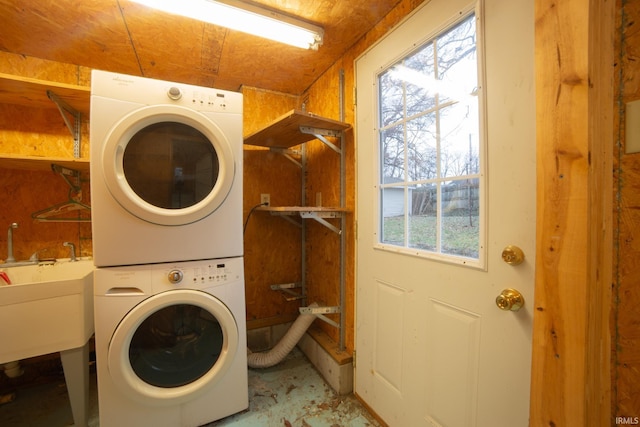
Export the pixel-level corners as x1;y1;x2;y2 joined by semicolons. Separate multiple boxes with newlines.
90;70;243;267
93;257;248;427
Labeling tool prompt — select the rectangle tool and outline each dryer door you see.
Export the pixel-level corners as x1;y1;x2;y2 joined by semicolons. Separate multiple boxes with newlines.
107;289;239;406
101;104;235;225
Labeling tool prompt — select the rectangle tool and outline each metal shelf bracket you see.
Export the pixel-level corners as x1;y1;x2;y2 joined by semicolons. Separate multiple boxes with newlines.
270;282;304;301
47;90;82;159
267;211;303;228
299;305;341;328
269;147;303;168
299;126;342;154
300;211;342;234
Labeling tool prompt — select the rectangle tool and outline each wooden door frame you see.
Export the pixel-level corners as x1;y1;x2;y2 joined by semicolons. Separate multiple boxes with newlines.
531;0;614;425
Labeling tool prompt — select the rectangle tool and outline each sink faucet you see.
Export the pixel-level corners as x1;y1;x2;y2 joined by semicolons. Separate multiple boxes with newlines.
6;223;17;263
63;242;77;262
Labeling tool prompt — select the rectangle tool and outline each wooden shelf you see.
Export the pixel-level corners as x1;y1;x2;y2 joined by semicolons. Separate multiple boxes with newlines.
0;154;90;172
244;109;350;148
0;73;90;172
0;73;90;115
248;110;349;351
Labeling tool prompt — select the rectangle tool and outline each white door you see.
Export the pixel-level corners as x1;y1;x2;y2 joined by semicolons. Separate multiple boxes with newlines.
355;0;535;426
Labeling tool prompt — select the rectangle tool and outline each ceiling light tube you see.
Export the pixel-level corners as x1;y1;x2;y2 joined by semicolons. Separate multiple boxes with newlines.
132;0;324;50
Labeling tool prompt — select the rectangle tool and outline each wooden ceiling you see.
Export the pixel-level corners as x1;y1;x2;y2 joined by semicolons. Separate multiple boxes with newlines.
0;0;401;94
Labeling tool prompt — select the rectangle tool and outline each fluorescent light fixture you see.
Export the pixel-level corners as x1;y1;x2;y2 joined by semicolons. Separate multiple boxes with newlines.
132;0;324;50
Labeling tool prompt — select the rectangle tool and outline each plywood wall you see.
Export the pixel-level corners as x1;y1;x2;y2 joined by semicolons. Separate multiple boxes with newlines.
614;0;640;419
0;53;92;261
241;86;304;324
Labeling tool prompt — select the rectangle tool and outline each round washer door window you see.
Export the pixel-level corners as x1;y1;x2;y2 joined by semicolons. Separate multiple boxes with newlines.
102;104;235;225
108;290;239;405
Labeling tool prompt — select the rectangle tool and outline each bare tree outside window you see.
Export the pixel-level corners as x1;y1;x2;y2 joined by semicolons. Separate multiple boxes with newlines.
378;13;481;259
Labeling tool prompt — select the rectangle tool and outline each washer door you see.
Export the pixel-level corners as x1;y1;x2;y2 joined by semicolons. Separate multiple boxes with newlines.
108;290;239;406
102;104;235;225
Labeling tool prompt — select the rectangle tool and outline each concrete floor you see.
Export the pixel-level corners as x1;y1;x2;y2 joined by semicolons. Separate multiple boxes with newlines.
0;348;380;427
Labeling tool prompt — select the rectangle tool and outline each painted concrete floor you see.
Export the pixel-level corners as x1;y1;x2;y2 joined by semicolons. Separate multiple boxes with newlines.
0;348;380;427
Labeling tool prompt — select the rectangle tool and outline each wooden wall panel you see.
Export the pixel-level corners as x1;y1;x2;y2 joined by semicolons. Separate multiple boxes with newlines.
614;0;640;420
303;60;354;351
0;53;92;263
0;104;89;159
0;168;91;261
241;86;304;322
0;51;91;86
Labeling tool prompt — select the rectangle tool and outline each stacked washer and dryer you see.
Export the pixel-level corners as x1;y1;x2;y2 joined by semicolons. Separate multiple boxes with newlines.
90;70;248;427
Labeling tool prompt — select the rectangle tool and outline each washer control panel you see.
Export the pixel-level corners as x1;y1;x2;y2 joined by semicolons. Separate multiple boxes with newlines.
157;259;242;290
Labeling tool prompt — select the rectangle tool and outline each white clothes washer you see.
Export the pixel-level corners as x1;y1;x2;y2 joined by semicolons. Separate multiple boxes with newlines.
93;257;248;427
90;70;243;267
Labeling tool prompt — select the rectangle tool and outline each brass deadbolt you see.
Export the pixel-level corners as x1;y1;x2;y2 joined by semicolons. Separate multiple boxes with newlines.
496;288;525;312
501;245;525;266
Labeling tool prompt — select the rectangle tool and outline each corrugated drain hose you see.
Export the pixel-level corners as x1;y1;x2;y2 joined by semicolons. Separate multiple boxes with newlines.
247;303;318;368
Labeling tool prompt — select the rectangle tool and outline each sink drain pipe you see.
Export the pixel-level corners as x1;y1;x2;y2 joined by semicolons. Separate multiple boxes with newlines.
247;303;317;368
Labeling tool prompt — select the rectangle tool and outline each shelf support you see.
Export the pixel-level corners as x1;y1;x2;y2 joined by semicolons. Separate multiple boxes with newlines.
299;211;342;234
266;211;303;228
299;305;341;328
299;126;342;154
270;283;304;301
47;90;82;159
269;147;302;168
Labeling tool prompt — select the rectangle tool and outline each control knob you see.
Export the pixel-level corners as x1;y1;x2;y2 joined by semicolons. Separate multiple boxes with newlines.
167;86;182;100
168;269;184;284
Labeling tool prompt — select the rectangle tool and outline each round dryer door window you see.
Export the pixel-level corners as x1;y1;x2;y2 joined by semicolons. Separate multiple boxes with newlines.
108;290;239;405
101;105;236;225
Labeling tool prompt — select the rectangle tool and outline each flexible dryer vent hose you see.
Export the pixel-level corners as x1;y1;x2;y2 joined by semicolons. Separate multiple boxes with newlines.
247;303;318;369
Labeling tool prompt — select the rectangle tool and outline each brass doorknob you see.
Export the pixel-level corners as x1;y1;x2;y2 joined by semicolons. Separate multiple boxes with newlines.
502;245;525;265
496;288;524;311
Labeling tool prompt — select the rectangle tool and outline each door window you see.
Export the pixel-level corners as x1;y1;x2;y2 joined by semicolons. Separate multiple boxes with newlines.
129;303;223;388
101;105;236;225
124;122;220;210
377;13;484;264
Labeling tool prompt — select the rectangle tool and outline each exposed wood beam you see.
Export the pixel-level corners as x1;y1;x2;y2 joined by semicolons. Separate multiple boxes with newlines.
531;0;614;425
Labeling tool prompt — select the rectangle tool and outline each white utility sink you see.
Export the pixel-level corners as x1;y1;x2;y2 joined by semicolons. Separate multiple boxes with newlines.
0;258;94;362
0;258;95;427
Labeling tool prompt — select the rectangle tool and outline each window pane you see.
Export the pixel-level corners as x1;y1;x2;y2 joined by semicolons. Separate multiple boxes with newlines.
381;184;405;246
441;178;479;258
408;183;437;251
440;102;480;178
379;70;404;127
381;124;405;181
407;113;437;182
436;15;477;104
405;44;436;116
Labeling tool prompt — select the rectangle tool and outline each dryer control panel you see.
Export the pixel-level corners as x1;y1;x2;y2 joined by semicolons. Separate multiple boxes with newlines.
91;70;242;115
